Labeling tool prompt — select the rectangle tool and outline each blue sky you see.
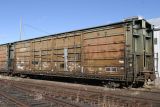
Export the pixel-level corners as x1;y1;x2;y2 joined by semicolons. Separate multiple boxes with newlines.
0;0;159;44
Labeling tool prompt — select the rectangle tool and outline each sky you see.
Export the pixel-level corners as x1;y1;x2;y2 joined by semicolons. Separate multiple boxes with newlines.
0;0;159;44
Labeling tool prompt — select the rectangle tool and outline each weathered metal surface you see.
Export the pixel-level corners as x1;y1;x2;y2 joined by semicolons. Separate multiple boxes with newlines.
0;45;8;71
14;34;82;73
12;24;126;78
0;18;155;83
82;25;125;77
15;42;31;71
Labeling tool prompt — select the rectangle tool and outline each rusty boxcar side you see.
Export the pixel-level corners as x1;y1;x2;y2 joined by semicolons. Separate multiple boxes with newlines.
0;18;155;86
12;23;126;80
0;45;8;72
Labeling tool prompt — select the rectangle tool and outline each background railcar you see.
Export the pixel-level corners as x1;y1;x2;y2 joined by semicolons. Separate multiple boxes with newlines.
0;45;8;72
0;18;155;86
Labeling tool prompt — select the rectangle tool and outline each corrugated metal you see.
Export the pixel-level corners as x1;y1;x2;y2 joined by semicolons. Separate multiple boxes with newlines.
83;25;125;75
0;18;155;83
0;45;8;71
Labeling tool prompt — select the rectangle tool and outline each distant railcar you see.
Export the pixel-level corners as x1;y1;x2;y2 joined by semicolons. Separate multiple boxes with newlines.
0;17;155;86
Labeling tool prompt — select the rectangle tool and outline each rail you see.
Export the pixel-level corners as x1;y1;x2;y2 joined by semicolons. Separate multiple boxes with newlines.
0;77;159;107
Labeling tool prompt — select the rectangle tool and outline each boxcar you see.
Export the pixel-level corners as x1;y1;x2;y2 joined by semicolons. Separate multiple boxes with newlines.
0;17;155;86
0;45;8;72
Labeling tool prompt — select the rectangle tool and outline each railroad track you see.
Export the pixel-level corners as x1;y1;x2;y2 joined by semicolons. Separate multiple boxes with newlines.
0;81;85;107
126;88;160;102
0;84;63;107
0;84;56;107
0;77;160;107
0;91;28;107
13;81;160;106
0;80;89;107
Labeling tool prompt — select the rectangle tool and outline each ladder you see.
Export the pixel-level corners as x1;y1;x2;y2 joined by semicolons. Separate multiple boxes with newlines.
125;49;134;84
